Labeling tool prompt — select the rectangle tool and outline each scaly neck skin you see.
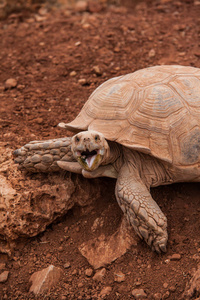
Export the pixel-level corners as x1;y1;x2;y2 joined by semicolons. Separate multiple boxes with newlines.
102;141;123;167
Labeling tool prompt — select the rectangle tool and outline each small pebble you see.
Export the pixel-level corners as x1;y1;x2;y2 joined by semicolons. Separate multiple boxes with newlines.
99;286;112;297
163;291;170;299
0;271;9;283
170;254;181;261
78;282;83;288
58;246;64;252
164;259;170;264
70;71;77;77
78;78;87;85
85;268;93;277
5;78;17;89
93;268;106;281
114;46;120;53
82;23;90;29
75;41;81;46
132;288;147;299
148;49;156;58
169;285;176;292
64;262;71;269
75;0;88;12
72;269;77;275
114;271;125;282
163;282;168;289
153;293;162;300
93;65;102;76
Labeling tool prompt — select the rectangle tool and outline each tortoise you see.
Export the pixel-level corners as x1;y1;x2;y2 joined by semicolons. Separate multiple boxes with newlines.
14;65;200;253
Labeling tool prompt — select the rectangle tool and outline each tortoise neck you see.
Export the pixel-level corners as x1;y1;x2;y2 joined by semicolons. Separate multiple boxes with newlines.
102;141;122;166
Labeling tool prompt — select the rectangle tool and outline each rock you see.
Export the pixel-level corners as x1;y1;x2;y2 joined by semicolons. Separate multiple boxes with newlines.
170;254;181;261
0;271;9;283
182;264;200;299
75;1;88;12
4;78;17;89
78;78;87;85
64;262;71;269
75;41;81;46
169;285;176;292
163;291;170;299
153;293;162;300
72;269;77;275
114;271;125;282
135;279;142;286
70;71;77;77
163;282;168;288
148;49;156;58
0;145;100;255
99;286;112;298
132;288;147;299
92;268;106;281
38;7;48;16
29;265;64;295
79;218;137;269
93;65;102;76
85;268;93;277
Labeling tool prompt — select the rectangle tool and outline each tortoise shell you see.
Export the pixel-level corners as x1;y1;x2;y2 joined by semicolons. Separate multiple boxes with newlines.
65;65;200;166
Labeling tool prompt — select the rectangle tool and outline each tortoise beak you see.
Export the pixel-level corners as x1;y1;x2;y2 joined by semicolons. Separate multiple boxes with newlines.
75;149;104;171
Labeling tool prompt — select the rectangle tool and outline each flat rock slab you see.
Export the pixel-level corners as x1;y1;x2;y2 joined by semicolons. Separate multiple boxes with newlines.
79;218;137;269
29;265;64;295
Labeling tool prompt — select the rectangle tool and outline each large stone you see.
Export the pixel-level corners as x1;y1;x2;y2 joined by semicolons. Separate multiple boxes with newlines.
79;218;137;269
0;144;100;255
29;265;63;295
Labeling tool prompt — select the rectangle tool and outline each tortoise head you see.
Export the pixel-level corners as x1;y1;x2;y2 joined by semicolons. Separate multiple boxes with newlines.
71;130;110;171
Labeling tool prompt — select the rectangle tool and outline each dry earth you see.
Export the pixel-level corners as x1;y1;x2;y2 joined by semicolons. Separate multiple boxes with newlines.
1;0;200;299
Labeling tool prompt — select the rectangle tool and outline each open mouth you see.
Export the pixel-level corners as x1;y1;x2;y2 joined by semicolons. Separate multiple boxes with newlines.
76;149;103;170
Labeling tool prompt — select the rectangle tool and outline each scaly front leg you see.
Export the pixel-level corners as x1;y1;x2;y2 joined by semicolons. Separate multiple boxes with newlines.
115;164;168;253
13;137;74;172
58;161;118;178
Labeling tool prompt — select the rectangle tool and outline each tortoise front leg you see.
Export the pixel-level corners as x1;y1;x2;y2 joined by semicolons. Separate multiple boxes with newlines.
58;162;118;178
116;164;168;253
13;137;73;172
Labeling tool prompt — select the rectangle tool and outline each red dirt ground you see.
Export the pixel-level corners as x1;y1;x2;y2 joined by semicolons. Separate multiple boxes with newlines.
1;0;200;299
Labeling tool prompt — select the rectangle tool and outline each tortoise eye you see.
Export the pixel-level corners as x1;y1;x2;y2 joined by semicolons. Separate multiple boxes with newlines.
95;135;99;141
75;136;80;142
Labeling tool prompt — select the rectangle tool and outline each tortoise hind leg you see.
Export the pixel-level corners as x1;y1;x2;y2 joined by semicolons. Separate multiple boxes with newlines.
115;164;168;253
